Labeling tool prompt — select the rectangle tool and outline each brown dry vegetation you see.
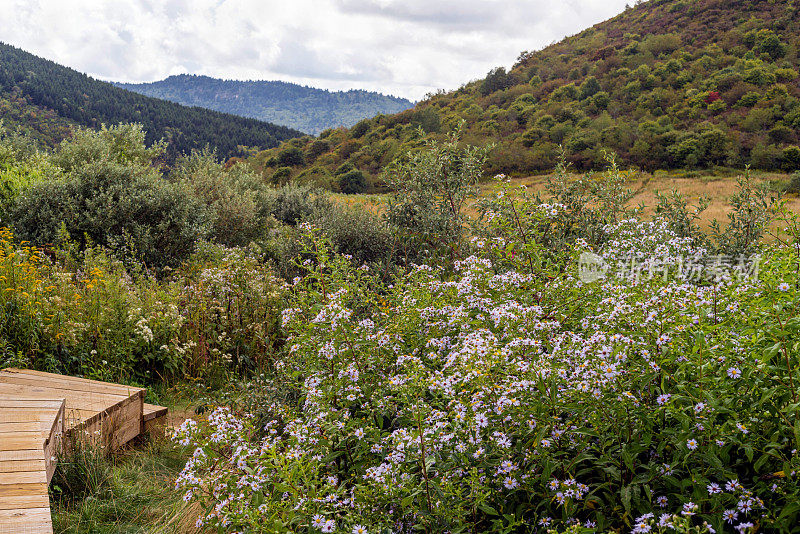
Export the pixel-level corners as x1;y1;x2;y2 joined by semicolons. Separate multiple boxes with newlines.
476;170;800;232
332;171;800;239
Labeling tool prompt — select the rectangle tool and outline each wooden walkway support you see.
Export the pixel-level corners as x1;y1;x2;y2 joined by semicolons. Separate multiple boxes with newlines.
0;369;168;534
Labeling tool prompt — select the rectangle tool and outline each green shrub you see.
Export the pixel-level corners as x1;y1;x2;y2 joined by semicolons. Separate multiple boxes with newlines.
52;123;166;173
12;160;207;270
787;171;800;194
781;146;800;172
263;183;330;226
338;169;367;194
173;149;273;247
275;146;305;167
313;205;394;267
384;123;489;263
270;166;293;185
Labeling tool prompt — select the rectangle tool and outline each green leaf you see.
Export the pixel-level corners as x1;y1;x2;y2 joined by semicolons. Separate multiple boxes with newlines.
621;484;632;514
478;503;499;516
794;418;800;449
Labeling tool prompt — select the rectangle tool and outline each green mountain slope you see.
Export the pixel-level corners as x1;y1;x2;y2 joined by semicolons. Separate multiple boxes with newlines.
115;75;414;136
252;0;800;191
0;43;303;159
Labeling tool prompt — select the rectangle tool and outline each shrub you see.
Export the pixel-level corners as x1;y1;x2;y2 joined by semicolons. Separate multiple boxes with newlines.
52;123;166;173
305;139;332;161
312;205;395;267
710;170;778;255
787;172;800;194
12;160;207;270
781;146;800;172
173;149;272;247
384;122;489;263
270;166;293;185
0;126;59;220
350;119;372;139
337;169;367;194
276;147;305;167
480;67;513;96
263;183;331;226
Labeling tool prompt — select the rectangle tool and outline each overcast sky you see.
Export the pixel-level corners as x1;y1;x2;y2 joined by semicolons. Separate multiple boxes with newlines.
0;0;630;101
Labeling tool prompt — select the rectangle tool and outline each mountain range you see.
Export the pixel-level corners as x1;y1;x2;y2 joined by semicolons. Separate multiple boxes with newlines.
115;75;413;136
0;42;302;160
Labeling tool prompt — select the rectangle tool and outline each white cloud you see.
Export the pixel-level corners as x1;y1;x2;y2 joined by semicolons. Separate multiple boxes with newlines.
0;0;630;100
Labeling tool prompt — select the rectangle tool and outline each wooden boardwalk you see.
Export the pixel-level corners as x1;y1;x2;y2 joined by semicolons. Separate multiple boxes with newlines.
0;369;167;534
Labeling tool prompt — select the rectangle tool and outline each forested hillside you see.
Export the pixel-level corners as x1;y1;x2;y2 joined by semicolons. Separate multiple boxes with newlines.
115;75;413;135
0;43;302;159
252;0;800;191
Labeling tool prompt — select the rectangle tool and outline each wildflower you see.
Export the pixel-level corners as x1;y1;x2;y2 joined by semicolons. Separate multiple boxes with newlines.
707;482;721;494
687;438;698;450
474;412;488;428
736;422;749;434
656;496;668;508
725;479;741;492
322;519;336;533
727;367;742;379
656;394;671;405
311;515;325;529
737;499;753;512
352;526;368;534
777;282;790;292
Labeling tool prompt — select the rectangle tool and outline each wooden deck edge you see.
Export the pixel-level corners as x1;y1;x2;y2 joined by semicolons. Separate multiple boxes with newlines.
64;389;144;451
143;404;168;422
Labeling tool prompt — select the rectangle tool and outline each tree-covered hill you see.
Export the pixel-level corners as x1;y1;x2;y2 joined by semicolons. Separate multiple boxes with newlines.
252;0;800;191
115;75;414;136
0;43;302;159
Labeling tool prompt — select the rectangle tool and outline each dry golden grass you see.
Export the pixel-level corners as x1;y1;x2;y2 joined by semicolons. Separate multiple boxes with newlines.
330;170;800;240
475;170;800;231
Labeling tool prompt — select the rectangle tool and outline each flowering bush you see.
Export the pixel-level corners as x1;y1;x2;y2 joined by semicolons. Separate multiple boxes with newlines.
0;232;284;383
173;207;800;532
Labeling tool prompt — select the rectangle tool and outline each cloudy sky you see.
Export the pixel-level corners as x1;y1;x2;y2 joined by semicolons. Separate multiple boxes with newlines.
0;0;630;101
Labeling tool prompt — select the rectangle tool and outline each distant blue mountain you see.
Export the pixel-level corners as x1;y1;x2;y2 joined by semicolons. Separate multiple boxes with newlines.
115;75;414;135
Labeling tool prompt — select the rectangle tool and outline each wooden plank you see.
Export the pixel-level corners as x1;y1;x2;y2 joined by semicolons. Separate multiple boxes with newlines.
0;400;65;410
2;368;143;393
0;374;141;398
0;459;46;474
0;470;47;485
0;494;49;511
0;482;48;497
0;506;52;533
42;404;64;483
0;384;126;408
0;434;42;452
143;404;168;422
0;450;43;462
0;422;41;434
110;395;144;448
144;414;167;439
0;410;64;425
